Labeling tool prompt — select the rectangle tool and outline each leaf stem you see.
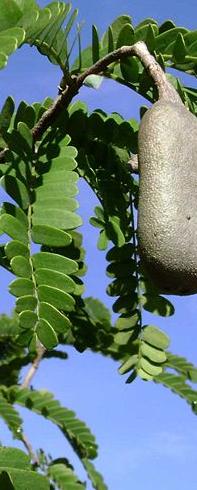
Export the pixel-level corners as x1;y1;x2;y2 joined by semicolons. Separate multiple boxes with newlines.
21;432;39;465
21;344;46;389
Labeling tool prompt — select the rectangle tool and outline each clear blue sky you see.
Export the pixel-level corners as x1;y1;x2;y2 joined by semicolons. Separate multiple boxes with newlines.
0;1;197;489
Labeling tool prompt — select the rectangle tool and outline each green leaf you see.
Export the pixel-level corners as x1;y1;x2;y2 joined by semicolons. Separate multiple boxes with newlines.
63;7;78;43
0;31;24;57
35;182;79;199
166;352;197;380
173;32;187;62
106;243;134;262
35;268;76;292
28;332;38;353
115;313;139;330
156;27;188;53
94;206;104;220
14;100;36;128
0;392;22;437
11;256;31;278
183;30;197;48
32;207;82;229
25;7;51;41
159;20;176;34
0;447;49;490
5;241;29;259
97;229;108;250
107;276;137;296
82;459;108;490
16;329;34;347
0;175;29;209
105;26;114;52
12;387;98;459
33;197;78;212
120;56;139;83
0;471;14;490
113;294;137;314
84;297;111;328
39;302;71;334
36;318;58;349
48;462;85;490
32;252;78;275
137;368;153;381
0;96;15;130
125;369;138;383
142;295;175;317
142;325;170;350
0;203;28;227
102;15;132;49
141;342;167;363
39;144;78;170
0;447;30;470
34;3;71;55
89;217;104;229
32;225;72;247
0;1;22;31
19;311;37;330
134;23;158;47
114;330;134;345
83;74;103;89
116;23;134;48
155;372;197;408
107;218;125;247
41;170;79;186
38;285;75;312
119;355;138;374
92;25;100;63
0;214;28;243
187;40;197;56
17;121;33;149
136;18;158;29
9;278;34;297
15;295;37;313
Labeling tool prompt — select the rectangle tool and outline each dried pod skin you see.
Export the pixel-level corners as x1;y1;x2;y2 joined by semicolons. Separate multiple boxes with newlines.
138;99;197;294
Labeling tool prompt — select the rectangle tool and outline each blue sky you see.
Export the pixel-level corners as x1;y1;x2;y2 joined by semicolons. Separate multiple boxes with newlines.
0;1;197;489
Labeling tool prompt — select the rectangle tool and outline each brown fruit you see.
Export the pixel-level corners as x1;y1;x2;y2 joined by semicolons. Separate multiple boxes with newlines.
138;94;197;295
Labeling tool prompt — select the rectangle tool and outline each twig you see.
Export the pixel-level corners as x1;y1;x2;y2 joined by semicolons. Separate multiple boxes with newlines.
32;77;79;141
0;41;181;161
21;344;46;389
32;41;182;141
21;432;39;465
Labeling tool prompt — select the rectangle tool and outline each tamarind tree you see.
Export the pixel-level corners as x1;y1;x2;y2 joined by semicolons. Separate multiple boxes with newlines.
0;0;196;488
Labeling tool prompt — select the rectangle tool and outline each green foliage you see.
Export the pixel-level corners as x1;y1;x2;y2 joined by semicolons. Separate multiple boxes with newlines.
0;1;196;487
0;447;49;489
118;325;169;382
0;1;80;74
48;461;85;489
8;386;97;459
0;116;83;350
72;15;197;98
83;459;108;490
0;392;23;438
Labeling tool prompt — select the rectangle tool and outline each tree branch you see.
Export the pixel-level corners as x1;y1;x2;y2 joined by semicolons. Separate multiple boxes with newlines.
0;41;181;162
21;344;46;389
32;41;182;142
